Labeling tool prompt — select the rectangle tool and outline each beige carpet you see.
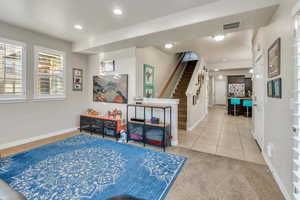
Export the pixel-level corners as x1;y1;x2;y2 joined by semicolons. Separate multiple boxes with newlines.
166;146;284;200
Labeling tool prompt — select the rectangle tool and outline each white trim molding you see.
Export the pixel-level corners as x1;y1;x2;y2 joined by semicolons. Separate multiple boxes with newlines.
0;127;78;150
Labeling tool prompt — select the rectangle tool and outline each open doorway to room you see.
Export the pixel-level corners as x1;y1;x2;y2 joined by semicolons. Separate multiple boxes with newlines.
175;30;264;164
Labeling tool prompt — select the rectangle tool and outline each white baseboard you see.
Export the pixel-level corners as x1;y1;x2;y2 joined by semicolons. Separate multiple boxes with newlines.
262;152;291;200
0;127;79;150
187;113;207;131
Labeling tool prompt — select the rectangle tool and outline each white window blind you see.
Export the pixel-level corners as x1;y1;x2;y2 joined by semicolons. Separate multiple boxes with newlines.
0;38;25;100
294;14;300;200
34;47;65;99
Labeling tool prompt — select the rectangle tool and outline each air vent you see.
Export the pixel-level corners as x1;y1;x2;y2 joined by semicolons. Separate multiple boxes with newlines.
223;22;240;30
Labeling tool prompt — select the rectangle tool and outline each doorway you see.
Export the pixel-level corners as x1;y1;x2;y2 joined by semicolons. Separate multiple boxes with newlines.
215;77;227;105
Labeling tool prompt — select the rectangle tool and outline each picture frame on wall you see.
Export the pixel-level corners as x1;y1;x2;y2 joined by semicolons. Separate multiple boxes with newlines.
273;78;282;98
101;60;115;72
73;68;83;91
144;64;155;97
267;80;273;97
93;74;128;104
268;38;281;78
144;86;155;98
193;95;197;105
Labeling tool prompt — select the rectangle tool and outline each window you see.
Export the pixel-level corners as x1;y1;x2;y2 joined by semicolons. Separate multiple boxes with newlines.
0;38;26;101
34;46;66;99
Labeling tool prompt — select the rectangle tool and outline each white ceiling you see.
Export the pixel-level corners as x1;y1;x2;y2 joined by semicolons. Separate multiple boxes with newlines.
0;0;218;42
165;29;254;68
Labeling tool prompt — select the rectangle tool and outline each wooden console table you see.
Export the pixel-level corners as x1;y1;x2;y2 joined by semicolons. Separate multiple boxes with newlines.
80;115;125;140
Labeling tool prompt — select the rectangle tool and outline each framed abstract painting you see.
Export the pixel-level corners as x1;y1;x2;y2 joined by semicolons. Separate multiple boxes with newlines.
93;74;128;104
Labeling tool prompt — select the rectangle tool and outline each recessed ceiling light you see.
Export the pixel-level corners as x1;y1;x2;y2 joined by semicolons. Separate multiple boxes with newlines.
74;25;83;30
165;43;174;49
113;8;123;15
214;69;219;72
213;34;225;42
249;69;254;74
218;75;224;80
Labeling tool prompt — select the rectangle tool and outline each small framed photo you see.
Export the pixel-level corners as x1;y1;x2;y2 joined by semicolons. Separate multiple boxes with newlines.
267;81;273;97
101;60;115;72
73;68;83;91
273;78;282;98
193;95;197;105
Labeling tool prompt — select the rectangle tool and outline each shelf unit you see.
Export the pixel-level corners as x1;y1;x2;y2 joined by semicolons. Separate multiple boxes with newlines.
80;115;124;141
127;104;172;151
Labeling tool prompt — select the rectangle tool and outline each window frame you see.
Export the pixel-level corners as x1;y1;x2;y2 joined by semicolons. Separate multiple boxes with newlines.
0;37;27;103
33;46;66;101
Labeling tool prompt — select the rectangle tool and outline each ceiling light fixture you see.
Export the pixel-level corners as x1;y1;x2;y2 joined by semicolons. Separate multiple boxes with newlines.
249;69;254;74
74;24;83;30
213;34;225;42
165;43;174;49
113;8;123;15
214;69;219;72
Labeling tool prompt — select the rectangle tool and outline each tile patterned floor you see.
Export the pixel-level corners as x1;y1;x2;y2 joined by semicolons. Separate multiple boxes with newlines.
178;106;265;165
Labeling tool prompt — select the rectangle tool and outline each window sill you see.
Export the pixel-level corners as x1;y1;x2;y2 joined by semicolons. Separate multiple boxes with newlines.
0;98;27;104
32;96;66;102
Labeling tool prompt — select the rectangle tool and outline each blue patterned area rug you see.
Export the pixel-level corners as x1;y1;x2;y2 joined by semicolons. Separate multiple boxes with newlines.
0;134;186;200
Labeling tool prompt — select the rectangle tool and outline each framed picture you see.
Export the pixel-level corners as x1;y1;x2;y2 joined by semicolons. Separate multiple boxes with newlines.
193;95;197;105
93;74;128;104
144;86;155;98
73;68;83;91
101;60;115;72
268;38;281;78
144;64;155;97
228;83;245;97
267;80;273;97
273;78;282;98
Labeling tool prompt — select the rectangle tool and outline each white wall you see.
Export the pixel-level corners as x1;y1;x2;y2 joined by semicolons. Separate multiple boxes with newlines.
0;21;89;146
87;48;137;120
186;59;209;131
253;0;296;199
136;47;178;97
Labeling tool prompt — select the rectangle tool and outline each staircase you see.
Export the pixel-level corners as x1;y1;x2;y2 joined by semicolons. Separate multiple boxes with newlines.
172;61;197;130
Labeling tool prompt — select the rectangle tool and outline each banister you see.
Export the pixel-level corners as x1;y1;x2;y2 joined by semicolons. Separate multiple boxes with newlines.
158;52;186;98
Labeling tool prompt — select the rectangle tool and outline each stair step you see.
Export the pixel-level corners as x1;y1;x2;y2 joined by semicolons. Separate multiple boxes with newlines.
179;115;187;119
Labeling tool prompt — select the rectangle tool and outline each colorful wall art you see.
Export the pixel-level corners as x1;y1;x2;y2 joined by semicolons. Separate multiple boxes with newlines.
144;64;155;98
93;74;128;104
228;83;245;97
